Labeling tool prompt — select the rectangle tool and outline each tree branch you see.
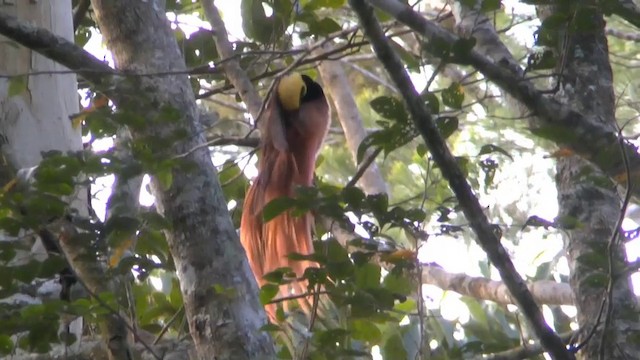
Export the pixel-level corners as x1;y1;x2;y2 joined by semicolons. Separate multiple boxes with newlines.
423;264;574;306
349;1;573;358
316;45;389;195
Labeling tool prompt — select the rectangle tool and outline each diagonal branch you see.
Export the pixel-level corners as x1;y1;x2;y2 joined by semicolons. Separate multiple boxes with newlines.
349;1;573;358
316;44;389;196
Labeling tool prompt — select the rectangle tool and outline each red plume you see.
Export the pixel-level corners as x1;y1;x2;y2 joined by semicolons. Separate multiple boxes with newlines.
241;81;329;320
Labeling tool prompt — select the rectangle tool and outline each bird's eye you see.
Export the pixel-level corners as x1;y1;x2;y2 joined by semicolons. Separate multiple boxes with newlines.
300;84;307;99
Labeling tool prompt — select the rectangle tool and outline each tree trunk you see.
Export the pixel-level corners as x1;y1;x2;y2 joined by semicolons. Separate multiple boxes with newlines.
0;2;81;167
546;5;640;358
89;1;275;358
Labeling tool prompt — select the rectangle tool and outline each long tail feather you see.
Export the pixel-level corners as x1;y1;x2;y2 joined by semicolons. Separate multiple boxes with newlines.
240;148;317;320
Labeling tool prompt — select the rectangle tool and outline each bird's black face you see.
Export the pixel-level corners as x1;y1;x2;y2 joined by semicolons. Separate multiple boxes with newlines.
301;74;324;103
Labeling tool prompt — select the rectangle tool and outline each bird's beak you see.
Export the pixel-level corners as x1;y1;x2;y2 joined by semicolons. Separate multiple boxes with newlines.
276;73;307;111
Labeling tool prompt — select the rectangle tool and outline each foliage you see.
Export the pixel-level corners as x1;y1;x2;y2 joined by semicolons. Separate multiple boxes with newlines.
5;0;640;358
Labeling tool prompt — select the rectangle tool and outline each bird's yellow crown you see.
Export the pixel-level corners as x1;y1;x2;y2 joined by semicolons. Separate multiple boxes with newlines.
277;73;307;111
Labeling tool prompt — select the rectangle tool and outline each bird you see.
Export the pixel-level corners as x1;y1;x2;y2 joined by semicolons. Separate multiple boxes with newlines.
240;72;330;319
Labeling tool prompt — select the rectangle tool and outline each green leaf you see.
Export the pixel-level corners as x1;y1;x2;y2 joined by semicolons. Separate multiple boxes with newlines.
460;296;488;327
390;40;420;71
383;272;412;296
219;161;248;203
307;17;342;36
421;91;440;115
262;196;296;222
355;263;381;289
342;186;366;209
416;143;428;158
356;132;380;164
241;0;289;43
262;267;291;284
436;116;459;139
366;193;388;220
369;96;407;122
260;323;282;332
350;319;382;343
183;29;219;67
324;238;350;263
301;0;346;9
155;168;173;190
259;284;279;305
456;156;471;177
442;82;465;109
478;144;514;160
382;332;408;359
241;0;269;42
8;75;27;97
0;335;13;355
572;6;598;32
394;298;417;313
104;215;140;248
481;0;502;11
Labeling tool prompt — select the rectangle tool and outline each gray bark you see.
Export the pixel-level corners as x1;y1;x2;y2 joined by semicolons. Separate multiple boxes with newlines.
542;5;640;358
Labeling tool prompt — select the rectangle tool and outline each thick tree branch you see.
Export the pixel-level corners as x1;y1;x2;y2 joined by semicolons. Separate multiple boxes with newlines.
316;45;389;196
366;0;640;200
349;1;573;358
423;265;574;306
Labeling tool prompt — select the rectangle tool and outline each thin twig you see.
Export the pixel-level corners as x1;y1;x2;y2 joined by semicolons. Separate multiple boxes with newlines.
153;305;185;345
345;147;383;188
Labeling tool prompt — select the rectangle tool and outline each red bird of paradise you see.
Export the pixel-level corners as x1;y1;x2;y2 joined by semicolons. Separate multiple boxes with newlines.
240;73;330;318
